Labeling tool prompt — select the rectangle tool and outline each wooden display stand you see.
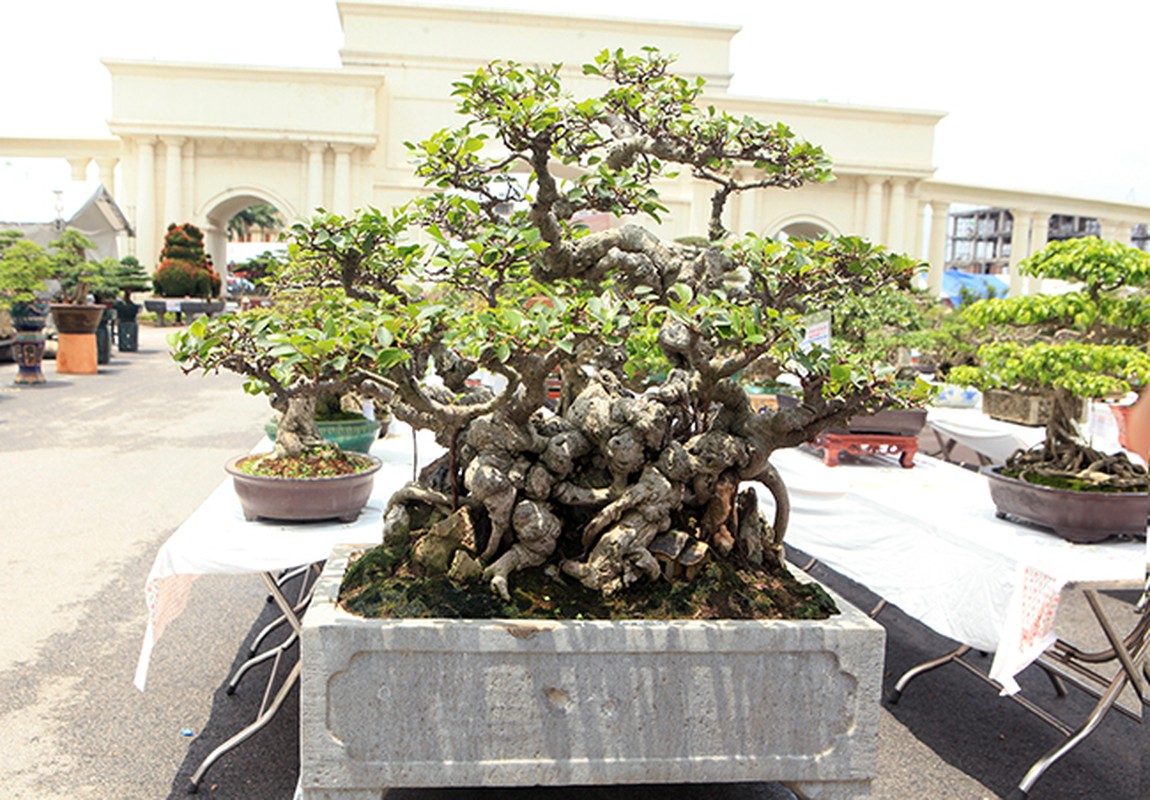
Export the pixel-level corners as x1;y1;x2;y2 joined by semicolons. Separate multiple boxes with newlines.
55;333;98;375
813;431;918;468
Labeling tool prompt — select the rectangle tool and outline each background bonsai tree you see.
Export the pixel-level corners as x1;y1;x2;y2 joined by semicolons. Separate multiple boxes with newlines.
113;255;151;303
178;49;926;605
153;222;220;298
0;230;53;309
951;237;1150;491
46;229;100;304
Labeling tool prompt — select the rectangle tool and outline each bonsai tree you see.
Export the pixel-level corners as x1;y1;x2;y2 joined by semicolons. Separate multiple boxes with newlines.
951;237;1150;491
176;49;926;606
170;289;388;466
46;229;100;304
153;222;221;299
0;231;53;309
114;255;151;303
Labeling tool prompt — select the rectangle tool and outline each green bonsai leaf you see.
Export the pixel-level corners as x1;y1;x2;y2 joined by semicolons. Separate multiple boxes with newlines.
0;236;53;306
1019;236;1150;294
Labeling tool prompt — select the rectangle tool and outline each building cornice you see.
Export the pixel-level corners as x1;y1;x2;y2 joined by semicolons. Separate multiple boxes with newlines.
717;94;947;126
101;58;385;87
337;0;740;41
0;138;121;158
106;120;378;148
922;180;1150;222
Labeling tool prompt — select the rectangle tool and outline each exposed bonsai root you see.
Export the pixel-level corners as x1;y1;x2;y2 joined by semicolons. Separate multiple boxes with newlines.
1006;440;1148;491
384;371;804;598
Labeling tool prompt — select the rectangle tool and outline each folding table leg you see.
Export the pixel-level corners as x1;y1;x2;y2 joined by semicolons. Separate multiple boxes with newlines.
1008;666;1133;800
186;569;312;793
886;644;970;704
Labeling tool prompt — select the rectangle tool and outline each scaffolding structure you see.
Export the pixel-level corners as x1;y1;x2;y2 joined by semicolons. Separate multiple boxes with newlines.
947;209;1144;275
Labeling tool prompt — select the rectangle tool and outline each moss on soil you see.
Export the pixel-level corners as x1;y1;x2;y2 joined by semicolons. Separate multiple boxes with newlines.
338;540;839;622
238;445;373;478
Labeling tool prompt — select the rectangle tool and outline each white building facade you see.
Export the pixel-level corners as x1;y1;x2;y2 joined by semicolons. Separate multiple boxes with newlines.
3;0;1149;297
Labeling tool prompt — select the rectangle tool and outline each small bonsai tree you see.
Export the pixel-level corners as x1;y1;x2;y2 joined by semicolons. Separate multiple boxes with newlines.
951;237;1150;491
114;255;151;303
0;231;53;309
154;222;220;298
47;229;100;304
175;50;927;607
170;290;387;462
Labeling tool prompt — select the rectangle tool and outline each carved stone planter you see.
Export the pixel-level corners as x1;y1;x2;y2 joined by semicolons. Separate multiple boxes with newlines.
983;389;1086;428
301;544;886;800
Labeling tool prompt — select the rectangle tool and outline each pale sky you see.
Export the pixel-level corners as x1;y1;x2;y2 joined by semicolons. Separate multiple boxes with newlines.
2;0;1148;208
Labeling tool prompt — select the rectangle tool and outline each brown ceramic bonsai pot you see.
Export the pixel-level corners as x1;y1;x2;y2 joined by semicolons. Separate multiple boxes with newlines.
982;466;1149;543
49;303;105;334
838;408;926;437
776;394;926;436
225;455;382;523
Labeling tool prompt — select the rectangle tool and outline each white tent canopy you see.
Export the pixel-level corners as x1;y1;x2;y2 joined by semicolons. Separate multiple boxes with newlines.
0;180;132;261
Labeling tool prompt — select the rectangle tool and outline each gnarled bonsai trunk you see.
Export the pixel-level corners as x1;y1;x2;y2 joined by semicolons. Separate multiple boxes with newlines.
272;396;323;459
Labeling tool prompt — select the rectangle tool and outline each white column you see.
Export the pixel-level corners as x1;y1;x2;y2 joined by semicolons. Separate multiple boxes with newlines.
1099;219;1131;244
66;157;90;181
181;140;196;224
205;224;228;295
914;198;929;261
885;178;907;251
852;177;867;235
864;176;885;243
1116;221;1134;245
95;157;118;196
161;137;185;228
1027;213;1049;294
927;200;949;297
1007;208;1030;297
305;142;327;216
135;137;157;268
332;144;353;215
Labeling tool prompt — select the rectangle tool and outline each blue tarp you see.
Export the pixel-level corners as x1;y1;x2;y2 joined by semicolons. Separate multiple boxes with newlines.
942;269;1009;308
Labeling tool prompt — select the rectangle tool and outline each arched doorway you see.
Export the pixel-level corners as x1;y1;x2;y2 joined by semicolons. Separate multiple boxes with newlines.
775;218;835;242
200;187;297;285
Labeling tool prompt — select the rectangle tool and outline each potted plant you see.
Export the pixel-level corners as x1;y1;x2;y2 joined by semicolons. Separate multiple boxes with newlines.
269;49;928;797
147;223;223;324
0;230;53;384
44;229;109;374
169;292;385;522
950;237;1150;541
111;255;150;352
84;256;131;365
262;389;383;453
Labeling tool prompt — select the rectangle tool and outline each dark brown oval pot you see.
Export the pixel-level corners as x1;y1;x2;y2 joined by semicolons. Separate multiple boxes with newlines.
982;466;1149;543
225;455;382;523
49;303;106;334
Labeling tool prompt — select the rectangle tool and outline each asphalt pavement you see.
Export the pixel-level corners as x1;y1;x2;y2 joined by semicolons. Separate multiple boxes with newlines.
0;322;1144;799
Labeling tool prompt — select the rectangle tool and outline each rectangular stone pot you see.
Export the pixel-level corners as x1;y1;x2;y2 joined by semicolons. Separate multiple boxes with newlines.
301;544;886;800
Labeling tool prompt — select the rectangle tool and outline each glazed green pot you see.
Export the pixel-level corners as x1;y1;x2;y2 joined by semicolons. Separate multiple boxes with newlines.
264;415;384;454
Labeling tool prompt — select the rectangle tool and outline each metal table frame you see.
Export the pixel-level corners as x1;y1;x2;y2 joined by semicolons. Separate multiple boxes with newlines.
187;564;321;793
887;577;1148;800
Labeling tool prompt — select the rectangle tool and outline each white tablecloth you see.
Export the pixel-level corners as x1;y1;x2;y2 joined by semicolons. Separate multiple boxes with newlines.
770;447;1146;694
134;425;443;690
926;406;1046;464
